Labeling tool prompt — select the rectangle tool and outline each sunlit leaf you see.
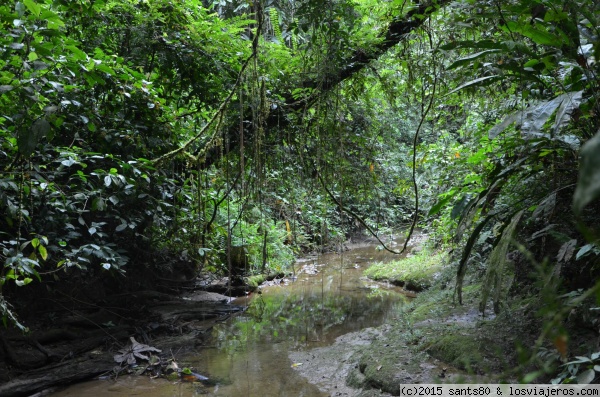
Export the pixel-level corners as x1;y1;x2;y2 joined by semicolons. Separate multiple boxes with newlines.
553;91;583;136
15;278;33;287
61;158;77;167
66;45;88;61
38;245;48;261
23;0;41;17
575;244;596;260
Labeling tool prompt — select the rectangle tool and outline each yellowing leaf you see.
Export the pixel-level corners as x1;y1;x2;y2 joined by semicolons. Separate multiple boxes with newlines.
291;362;303;368
38;245;48;261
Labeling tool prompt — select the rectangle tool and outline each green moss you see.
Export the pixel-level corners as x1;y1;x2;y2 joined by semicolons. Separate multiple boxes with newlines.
245;274;266;289
364;250;448;291
426;332;485;372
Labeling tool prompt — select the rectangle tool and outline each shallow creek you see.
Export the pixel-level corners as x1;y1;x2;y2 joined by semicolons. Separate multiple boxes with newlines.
53;238;414;396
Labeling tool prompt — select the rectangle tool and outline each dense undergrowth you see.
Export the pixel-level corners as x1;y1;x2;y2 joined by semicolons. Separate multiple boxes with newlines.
1;0;600;387
363;236;599;385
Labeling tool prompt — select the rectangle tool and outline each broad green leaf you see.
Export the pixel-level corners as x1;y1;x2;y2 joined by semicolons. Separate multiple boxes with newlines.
573;130;600;215
92;197;105;211
492;92;584;141
523;59;540;68
447;50;501;70
40;9;64;29
503;21;566;47
447;75;500;95
428;195;453;216
23;0;41;17
451;194;472;220
104;175;112;187
61;158;77;167
95;63;115;75
115;223;127;232
556;239;576;263
524;27;563;47
15;2;26;16
521;371;543;384
66;45;88;61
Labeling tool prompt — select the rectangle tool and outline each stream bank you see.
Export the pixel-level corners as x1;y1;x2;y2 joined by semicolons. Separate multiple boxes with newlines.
1;235;562;397
35;235;416;397
290;242;597;396
288;247;501;397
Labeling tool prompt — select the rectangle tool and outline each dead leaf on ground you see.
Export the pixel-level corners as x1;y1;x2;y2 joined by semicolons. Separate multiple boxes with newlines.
114;337;162;365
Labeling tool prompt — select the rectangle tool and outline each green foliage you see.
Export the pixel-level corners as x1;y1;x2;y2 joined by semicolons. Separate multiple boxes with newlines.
0;6;597;392
478;210;524;315
553;351;600;384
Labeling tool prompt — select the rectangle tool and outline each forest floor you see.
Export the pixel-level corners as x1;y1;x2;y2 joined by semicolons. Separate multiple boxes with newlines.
1;237;596;396
289;247;547;396
0;286;245;397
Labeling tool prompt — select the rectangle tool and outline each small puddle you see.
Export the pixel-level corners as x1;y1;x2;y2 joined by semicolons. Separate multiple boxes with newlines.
52;238;414;396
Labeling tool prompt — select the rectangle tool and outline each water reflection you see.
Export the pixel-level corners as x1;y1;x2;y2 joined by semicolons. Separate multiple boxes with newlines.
51;240;412;397
191;246;410;396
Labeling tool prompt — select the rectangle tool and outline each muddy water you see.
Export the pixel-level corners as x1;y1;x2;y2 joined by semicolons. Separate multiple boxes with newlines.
53;238;413;397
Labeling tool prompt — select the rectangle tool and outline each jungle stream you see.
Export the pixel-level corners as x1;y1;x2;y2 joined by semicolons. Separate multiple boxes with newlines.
52;238;413;396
